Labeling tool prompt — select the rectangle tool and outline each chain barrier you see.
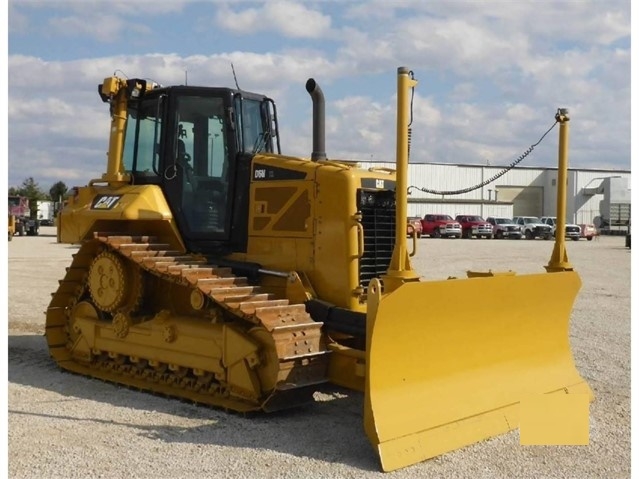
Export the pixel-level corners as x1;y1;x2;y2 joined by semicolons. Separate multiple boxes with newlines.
407;119;558;196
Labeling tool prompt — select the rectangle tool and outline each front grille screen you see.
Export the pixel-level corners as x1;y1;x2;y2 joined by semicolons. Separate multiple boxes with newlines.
357;189;396;288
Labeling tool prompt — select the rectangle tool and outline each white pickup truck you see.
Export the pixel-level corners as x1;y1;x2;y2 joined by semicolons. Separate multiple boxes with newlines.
540;216;581;241
513;216;553;240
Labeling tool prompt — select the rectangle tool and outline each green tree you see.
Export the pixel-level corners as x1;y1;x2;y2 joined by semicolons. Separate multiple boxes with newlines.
49;181;68;203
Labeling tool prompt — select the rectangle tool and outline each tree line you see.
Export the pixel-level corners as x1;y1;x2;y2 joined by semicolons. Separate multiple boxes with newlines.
8;177;68;217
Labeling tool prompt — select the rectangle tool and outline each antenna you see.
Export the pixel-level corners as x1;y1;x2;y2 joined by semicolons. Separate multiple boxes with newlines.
185;70;188;86
231;63;241;90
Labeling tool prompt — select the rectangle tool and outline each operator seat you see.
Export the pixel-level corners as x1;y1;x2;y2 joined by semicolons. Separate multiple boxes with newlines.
177;139;196;189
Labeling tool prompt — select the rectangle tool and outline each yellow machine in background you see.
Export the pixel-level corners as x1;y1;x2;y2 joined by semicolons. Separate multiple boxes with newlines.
8;214;16;240
46;67;591;471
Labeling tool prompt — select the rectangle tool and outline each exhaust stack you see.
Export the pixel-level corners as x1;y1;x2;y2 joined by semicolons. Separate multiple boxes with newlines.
305;78;326;161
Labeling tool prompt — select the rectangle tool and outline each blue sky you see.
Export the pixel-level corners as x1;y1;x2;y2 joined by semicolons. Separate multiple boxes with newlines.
6;0;631;193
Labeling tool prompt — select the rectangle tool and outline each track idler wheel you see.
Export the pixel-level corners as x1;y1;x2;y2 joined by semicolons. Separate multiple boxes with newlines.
88;251;142;313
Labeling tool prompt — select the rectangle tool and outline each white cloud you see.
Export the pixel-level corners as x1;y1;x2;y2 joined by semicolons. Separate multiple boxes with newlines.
337;1;629;80
11;1;186;44
9;97;75;119
48;14;151;42
449;82;476;102
6;1;631;189
215;1;331;39
8;4;29;33
332;96;391;150
374;1;629;47
412;94;443;129
14;0;188;16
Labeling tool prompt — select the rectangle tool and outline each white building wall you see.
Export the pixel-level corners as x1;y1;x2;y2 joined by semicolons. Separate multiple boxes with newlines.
361;161;630;224
572;171;631;225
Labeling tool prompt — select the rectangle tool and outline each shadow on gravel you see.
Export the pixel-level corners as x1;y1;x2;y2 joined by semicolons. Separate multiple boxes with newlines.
8;334;379;471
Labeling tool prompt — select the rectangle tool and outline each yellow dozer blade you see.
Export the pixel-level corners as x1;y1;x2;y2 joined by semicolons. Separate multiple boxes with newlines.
363;69;592;472
364;272;592;471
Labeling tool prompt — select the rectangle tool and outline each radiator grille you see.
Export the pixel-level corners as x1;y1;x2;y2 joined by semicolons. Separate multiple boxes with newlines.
357;189;396;288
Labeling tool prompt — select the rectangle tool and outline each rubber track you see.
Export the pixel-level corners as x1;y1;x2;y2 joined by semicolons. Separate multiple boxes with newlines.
45;233;328;412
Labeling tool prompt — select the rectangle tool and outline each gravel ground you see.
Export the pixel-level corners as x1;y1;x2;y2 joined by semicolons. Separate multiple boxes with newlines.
7;227;631;478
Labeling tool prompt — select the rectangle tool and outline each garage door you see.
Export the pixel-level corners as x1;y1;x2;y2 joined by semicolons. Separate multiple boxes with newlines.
496;186;543;216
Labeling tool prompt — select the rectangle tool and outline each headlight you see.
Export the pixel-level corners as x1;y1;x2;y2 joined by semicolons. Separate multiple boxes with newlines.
357;189;396;209
365;193;375;206
358;191;375;207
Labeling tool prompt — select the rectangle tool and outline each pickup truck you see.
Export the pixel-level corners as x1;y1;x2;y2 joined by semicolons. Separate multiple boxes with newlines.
455;215;494;239
578;224;598;241
486;217;522;239
540;216;581;241
513;216;553;240
421;214;462;238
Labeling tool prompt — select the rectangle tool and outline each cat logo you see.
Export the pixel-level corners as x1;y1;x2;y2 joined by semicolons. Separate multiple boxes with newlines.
92;195;122;210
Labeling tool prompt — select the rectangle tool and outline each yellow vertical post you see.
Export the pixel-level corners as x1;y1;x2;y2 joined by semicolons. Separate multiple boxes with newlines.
382;67;420;291
99;77;132;185
546;109;573;272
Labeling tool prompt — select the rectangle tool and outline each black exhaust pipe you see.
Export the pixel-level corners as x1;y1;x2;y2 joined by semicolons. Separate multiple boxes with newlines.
305;78;326;161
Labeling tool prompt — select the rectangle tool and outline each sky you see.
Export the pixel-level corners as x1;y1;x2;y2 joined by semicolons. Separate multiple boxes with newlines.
6;0;632;194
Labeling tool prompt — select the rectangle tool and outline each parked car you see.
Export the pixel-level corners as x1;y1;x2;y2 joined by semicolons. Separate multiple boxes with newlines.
625;219;630;249
486;217;522;239
540;216;581;241
420;214;462;238
455;215;493;239
577;223;598;241
512;216;553;240
407;216;423;238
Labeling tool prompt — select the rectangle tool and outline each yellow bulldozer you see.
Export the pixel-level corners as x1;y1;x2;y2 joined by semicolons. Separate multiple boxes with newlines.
46;67;591;471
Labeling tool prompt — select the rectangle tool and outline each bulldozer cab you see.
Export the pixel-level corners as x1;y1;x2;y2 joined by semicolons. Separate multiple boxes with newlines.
121;85;279;253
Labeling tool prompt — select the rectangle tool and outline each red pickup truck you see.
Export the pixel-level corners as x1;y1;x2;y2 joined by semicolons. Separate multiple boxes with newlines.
455;215;494;239
421;214;462;238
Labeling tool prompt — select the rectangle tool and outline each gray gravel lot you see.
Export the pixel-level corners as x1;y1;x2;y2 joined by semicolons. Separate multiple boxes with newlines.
8;227;631;478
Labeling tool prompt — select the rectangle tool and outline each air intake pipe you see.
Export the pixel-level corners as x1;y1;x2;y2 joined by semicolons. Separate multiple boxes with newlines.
305;78;327;161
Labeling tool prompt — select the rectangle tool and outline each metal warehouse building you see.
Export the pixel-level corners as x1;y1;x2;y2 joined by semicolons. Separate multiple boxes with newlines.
366;162;631;234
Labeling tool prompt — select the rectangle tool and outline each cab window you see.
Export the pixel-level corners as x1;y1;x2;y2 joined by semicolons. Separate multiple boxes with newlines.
175;95;230;235
123;99;162;177
234;97;271;154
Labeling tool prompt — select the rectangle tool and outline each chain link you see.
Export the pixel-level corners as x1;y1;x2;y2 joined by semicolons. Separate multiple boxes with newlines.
407;120;558;196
